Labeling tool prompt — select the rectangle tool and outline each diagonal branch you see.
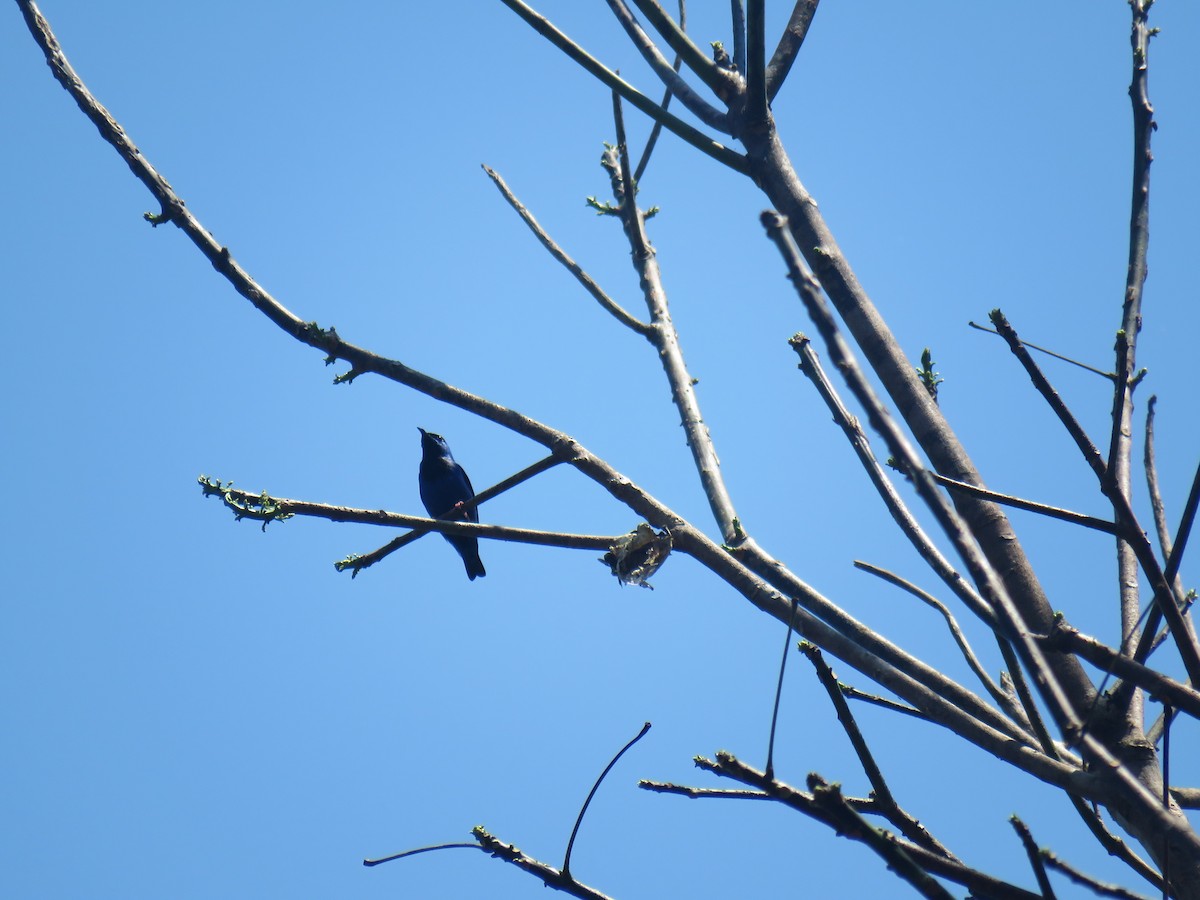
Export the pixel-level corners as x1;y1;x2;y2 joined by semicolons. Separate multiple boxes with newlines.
801;644;958;860
604;0;728;131
698;753;1043;900
765;0;820;101
497;0;748;172
854;561;1013;716
1045;621;1200;720
482;165;651;335
931;473;1120;536
473;827;615;900
337;453;562;575
626;0;734;99
990;311;1200;686
762;212;1200;860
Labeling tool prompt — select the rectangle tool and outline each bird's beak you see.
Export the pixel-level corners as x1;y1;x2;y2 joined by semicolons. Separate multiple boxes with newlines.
418;427;427;435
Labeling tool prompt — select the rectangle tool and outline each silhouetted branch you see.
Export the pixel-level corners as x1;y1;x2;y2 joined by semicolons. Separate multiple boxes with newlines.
744;0;767;127
969;320;1113;379
931;474;1120;536
473;827;615;900
604;0;727;130
1044;621;1200;720
626;0;733;98
1040;851;1155;900
765;0;820;101
1009;816;1058;900
854;561;1011;714
697;753;1043;900
801;644;956;859
729;0;746;74
562;722;651;877
633;0;685;182
482;165;650;335
498;0;749;172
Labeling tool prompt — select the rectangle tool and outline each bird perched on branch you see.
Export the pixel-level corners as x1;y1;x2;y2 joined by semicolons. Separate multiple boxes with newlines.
418;428;486;581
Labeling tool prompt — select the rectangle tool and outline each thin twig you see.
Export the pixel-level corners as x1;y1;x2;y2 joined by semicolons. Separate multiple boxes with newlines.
1040;851;1155;900
698;753;1042;900
854;561;1010;710
931;473;1120;535
562;722;652;877
604;0;728;131
626;0;733;99
608;93;746;548
363;841;480;867
990;311;1200;686
1144;397;1187;604
801;644;957;859
839;684;928;721
339;453;563;574
633;0;685;182
1009;816;1058;900
498;0;748;172
764;597;798;779
806;774;956;900
482;165;650;335
968;320;1113;379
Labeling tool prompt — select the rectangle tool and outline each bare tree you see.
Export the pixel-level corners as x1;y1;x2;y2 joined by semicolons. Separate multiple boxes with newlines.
15;1;1200;897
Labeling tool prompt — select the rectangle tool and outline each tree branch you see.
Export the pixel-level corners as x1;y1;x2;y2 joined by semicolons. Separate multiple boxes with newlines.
765;0;820;102
697;753;1044;900
472;827;615;900
854;561;1014;718
931;474;1120;536
604;0;728;131
482;165;651;335
801;644;958;860
1044;621;1200;720
626;0;734;99
496;0;749;172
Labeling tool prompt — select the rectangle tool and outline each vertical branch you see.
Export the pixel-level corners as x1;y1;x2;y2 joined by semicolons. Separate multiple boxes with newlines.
744;0;768;128
1109;0;1158;733
609;93;744;545
730;0;747;74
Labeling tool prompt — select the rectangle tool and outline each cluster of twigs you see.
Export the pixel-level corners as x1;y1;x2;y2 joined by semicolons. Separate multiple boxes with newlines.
16;0;1198;897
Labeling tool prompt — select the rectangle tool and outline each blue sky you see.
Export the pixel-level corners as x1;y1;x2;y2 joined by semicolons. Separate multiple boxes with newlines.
4;2;1199;897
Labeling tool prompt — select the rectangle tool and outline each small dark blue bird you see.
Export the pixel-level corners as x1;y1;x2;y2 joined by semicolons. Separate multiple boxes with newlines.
418;427;486;581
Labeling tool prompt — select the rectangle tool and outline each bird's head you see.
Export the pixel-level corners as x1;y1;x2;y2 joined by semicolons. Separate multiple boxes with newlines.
418;427;452;458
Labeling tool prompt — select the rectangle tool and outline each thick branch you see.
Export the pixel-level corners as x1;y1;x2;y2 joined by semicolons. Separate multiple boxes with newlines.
765;0;820;101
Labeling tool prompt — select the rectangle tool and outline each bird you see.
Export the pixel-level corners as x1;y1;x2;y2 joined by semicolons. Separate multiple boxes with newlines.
417;427;486;581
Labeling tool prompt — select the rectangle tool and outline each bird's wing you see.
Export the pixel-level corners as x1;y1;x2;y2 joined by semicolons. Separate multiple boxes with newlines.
455;463;480;522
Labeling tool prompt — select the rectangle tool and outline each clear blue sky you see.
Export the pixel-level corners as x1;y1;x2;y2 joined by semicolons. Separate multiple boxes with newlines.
4;2;1199;898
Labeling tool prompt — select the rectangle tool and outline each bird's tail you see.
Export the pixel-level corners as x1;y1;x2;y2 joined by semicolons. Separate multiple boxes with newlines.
465;555;486;581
